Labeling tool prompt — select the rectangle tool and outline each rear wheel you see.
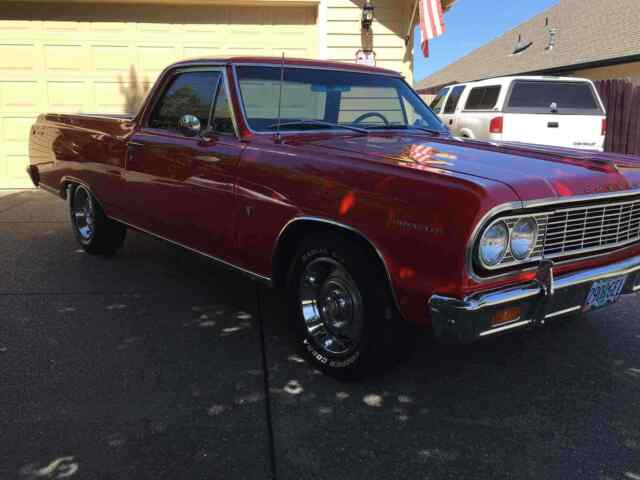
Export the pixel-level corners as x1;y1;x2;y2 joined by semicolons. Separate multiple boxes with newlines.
70;184;126;255
286;233;411;380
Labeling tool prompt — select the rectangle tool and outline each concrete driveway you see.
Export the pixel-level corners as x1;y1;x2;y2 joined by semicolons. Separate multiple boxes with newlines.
2;190;640;480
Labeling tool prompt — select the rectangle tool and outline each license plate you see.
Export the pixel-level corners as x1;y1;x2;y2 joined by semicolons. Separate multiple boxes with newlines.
584;276;627;312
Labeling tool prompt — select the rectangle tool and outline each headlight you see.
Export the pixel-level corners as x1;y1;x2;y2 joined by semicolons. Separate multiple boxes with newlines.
510;218;538;260
479;221;509;267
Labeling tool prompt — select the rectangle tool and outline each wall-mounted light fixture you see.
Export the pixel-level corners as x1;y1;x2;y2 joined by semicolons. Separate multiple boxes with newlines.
361;0;374;31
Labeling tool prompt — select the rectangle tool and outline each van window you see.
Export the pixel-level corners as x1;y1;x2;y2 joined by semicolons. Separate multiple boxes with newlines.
429;87;449;113
464;86;501;110
444;85;466;114
505;80;602;114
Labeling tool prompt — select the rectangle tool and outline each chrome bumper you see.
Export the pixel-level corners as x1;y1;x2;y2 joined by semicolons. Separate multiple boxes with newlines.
429;255;640;343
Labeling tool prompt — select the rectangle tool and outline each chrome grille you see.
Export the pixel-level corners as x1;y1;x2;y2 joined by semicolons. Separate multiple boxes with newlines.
496;197;640;268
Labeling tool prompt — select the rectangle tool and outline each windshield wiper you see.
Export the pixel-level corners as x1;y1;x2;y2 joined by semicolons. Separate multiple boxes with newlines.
267;120;368;134
367;125;444;135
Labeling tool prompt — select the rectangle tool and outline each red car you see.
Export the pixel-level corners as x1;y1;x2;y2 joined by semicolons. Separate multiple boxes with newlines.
28;57;640;379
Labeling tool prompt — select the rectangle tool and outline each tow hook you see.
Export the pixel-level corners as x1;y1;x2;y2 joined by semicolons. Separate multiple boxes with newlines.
532;260;555;327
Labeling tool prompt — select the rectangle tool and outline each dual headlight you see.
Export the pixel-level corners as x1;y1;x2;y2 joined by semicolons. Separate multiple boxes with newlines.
478;217;538;268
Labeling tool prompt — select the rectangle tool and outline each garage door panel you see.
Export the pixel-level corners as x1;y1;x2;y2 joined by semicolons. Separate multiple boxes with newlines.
43;20;86;33
92;45;134;72
91;22;131;34
94;81;150;114
44;44;86;72
0;4;318;188
0;43;37;72
183;46;224;59
3;117;34;154
0;82;41;113
47;82;90;113
138;46;178;75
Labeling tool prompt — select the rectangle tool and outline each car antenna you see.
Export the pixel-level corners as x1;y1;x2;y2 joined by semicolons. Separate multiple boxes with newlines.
275;52;285;144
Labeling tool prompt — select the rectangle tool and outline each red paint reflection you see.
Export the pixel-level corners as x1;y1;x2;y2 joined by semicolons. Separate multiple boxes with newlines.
339;191;356;216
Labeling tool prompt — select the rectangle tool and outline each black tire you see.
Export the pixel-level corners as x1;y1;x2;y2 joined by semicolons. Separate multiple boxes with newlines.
69;184;126;255
286;233;412;380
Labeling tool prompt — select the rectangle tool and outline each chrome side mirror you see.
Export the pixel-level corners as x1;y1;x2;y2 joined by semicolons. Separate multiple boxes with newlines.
178;114;201;137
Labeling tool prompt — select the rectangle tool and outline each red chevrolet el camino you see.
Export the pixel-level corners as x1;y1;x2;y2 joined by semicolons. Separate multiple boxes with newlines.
28;57;640;379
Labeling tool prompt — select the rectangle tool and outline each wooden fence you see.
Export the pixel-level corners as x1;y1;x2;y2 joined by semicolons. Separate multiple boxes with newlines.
594;79;640;155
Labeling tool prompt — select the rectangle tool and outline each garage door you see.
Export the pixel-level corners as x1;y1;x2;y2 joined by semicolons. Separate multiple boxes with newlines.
0;2;318;188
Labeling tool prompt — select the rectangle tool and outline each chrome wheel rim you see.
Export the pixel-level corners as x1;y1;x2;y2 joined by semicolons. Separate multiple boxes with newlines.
299;257;363;356
72;186;94;241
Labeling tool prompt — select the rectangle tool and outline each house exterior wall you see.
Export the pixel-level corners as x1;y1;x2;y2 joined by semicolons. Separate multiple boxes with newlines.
325;0;414;83
571;61;640;85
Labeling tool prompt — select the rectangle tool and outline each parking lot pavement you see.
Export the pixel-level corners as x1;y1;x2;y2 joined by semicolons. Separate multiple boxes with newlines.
2;190;640;480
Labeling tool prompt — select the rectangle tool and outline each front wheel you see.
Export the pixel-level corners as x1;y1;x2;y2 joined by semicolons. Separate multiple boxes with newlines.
286;234;411;380
70;184;126;255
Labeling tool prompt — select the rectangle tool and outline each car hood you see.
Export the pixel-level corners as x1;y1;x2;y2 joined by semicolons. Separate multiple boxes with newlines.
299;134;640;202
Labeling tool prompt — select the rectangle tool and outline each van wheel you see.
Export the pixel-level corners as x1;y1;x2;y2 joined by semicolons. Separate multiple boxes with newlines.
286;233;410;380
69;184;126;255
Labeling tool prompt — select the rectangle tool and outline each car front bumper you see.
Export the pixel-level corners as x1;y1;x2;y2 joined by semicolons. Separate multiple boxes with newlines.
429;255;640;343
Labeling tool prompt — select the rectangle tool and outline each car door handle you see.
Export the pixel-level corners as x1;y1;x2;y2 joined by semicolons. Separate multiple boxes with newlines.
127;141;144;149
449;119;454;125
548;122;559;128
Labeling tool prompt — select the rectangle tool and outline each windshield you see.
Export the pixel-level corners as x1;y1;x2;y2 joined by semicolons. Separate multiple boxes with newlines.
235;66;447;133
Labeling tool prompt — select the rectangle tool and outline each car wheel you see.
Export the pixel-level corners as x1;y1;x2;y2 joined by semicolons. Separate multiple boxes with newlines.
286;233;409;380
69;184;126;255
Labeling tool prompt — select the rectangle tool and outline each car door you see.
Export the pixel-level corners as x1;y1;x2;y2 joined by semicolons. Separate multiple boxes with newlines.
124;67;243;258
439;85;466;132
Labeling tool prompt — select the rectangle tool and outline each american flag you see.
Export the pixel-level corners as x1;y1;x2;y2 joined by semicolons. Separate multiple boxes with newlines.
418;0;446;57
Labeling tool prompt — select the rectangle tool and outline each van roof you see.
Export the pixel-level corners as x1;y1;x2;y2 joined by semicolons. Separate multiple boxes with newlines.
445;75;593;89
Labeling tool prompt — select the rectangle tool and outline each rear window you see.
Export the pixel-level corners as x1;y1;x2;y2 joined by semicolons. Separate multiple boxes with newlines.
464;86;501;110
505;80;602;114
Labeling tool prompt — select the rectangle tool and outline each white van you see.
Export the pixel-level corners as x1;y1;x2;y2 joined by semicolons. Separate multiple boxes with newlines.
429;76;607;151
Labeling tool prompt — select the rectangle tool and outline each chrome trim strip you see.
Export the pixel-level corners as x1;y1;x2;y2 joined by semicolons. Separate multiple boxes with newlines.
110;216;272;285
273;216;403;318
479;319;531;337
524;188;640;209
545;305;582;319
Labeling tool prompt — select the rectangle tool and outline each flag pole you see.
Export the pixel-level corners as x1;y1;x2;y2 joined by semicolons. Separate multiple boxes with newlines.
406;0;420;46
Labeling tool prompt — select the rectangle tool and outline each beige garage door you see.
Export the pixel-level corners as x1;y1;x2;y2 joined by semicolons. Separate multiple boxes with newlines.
0;2;318;188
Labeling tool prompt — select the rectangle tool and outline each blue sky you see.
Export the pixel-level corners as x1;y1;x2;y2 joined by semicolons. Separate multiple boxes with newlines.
413;0;559;83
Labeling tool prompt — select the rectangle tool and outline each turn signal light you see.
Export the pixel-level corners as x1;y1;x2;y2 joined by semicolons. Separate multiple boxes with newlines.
601;118;607;136
490;306;521;327
489;116;503;134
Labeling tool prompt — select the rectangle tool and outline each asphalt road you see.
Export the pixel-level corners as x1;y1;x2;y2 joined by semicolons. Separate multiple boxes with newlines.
1;190;640;480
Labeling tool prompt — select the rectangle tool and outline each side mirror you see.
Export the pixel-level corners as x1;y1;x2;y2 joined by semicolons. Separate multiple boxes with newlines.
178;114;201;137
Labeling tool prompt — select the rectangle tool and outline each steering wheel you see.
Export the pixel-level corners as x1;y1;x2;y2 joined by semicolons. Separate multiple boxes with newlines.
352;112;390;127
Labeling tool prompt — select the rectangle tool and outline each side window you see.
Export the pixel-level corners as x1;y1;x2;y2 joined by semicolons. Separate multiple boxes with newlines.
429;87;449;113
444;85;466;114
149;71;220;132
464;86;501;110
211;81;235;134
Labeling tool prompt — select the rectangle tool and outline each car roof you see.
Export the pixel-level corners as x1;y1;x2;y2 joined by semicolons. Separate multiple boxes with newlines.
170;56;402;77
